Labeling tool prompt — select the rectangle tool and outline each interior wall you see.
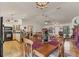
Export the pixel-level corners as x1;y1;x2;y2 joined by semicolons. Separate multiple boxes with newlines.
42;23;73;36
3;17;22;27
22;21;43;33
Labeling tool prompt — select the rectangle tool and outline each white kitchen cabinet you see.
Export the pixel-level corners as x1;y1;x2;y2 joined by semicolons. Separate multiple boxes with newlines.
13;32;21;42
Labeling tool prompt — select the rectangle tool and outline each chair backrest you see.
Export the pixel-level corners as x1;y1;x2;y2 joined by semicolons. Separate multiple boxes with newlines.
58;37;64;57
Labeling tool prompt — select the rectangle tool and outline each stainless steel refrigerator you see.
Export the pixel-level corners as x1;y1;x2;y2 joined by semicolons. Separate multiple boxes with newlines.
0;17;3;57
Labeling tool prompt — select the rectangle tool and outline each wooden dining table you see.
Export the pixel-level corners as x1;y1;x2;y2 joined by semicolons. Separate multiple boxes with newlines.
23;38;59;57
33;43;58;57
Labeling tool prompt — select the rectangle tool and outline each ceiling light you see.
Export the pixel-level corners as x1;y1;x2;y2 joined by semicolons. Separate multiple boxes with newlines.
36;2;49;9
45;21;48;25
56;7;61;10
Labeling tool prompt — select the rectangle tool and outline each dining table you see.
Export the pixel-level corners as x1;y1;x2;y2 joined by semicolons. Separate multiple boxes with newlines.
23;38;59;57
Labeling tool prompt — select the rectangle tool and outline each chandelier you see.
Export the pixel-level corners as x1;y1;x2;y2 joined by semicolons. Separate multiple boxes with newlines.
36;2;49;25
36;2;49;9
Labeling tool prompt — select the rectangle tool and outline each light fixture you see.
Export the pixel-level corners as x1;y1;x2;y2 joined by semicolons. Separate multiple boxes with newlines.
36;2;50;25
44;21;48;25
44;20;51;25
36;2;49;9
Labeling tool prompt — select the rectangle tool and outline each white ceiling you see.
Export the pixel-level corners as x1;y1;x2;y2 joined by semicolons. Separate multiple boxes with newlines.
0;2;79;25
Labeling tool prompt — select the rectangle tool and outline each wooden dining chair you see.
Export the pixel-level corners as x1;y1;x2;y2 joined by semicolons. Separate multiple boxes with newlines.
58;36;64;57
23;38;33;57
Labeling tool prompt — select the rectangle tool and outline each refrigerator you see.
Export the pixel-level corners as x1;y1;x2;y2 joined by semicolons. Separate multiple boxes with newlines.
0;17;3;57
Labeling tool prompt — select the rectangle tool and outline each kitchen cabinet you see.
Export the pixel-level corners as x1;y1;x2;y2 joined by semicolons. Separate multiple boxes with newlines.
13;25;21;42
13;32;21;42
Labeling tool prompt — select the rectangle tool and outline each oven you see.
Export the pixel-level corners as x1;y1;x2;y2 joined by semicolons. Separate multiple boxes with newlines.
4;27;13;41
